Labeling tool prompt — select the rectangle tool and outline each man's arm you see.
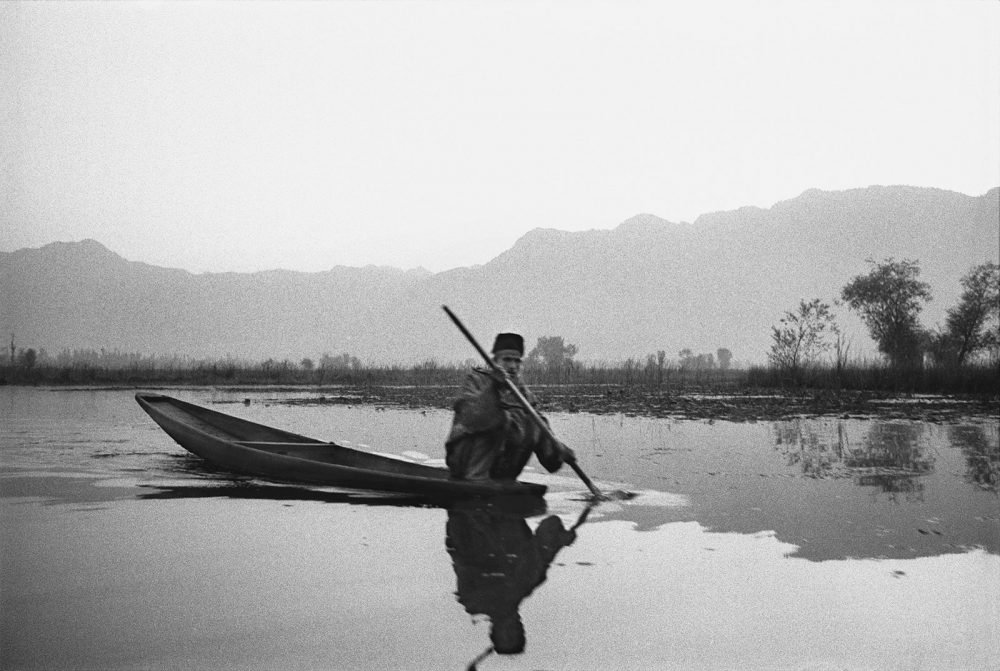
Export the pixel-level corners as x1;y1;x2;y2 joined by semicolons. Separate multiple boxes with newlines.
448;370;507;442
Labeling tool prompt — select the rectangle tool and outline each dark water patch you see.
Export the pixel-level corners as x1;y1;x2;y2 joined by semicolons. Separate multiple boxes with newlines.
46;438;103;445
572;414;999;561
0;473;143;505
280;394;368;406
136;482;553;520
92;450;175;459
137;482;445;507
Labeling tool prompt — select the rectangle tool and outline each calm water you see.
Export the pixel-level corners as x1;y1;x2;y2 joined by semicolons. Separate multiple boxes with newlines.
1;387;998;670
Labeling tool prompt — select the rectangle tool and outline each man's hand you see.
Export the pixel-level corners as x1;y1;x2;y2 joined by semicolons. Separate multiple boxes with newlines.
487;366;511;387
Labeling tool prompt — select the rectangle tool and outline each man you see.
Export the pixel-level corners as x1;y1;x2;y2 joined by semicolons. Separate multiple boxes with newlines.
445;332;574;480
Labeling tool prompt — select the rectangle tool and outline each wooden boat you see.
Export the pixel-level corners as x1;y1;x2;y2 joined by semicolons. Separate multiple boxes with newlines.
135;392;546;498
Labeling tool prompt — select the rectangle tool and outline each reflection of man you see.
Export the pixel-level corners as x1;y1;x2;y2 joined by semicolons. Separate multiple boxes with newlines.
446;500;582;656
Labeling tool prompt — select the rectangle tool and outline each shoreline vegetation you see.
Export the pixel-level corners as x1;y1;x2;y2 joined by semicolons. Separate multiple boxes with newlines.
5;261;995;422
3;357;996;423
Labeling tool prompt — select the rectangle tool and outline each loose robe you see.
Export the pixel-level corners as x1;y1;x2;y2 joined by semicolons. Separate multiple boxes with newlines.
445;368;564;480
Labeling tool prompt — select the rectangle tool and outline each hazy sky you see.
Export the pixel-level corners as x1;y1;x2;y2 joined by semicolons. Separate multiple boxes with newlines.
3;1;998;273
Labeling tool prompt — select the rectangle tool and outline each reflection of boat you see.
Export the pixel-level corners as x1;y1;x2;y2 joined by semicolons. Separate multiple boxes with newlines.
135;393;546;498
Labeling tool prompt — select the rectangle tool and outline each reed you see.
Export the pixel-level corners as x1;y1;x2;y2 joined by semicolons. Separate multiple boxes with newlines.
1;356;995;396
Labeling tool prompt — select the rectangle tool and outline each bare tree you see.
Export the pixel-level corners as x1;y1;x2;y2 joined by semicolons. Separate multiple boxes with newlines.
768;299;837;371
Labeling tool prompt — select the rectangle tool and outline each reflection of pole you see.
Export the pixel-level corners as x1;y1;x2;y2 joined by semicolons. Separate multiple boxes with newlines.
837;420;847;460
571;502;595;532
466;645;494;671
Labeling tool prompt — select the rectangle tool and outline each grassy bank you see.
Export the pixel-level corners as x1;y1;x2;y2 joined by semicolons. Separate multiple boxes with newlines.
745;360;999;395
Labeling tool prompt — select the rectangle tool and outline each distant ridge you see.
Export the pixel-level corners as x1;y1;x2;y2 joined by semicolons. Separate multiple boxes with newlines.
2;186;997;364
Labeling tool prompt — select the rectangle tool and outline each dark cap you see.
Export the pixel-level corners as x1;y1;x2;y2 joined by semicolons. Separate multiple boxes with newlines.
491;333;524;355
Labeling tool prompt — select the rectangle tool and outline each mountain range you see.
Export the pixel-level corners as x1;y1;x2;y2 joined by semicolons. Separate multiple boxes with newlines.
2;185;997;365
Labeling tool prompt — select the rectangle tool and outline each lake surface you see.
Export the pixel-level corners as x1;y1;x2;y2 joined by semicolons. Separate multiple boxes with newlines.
2;387;998;670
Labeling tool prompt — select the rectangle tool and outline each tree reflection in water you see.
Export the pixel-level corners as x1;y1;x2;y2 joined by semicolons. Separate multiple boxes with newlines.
948;423;1000;492
774;419;935;500
774;419;846;479
854;423;934;501
446;498;590;666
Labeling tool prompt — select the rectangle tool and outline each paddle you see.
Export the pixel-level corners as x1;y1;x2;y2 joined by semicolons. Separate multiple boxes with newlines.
442;305;612;501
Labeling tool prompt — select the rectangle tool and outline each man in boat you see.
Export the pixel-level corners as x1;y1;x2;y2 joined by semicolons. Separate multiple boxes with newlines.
445;332;574;480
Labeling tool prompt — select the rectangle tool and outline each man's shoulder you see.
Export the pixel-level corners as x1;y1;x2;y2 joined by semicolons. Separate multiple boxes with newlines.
458;367;494;390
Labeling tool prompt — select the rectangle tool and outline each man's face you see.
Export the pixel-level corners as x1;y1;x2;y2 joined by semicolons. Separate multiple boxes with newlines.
493;349;523;378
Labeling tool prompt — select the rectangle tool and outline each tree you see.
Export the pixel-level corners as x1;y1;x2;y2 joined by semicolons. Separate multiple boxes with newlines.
319;352;361;370
16;348;37;370
716;348;733;370
643;350;668;386
678;349;715;370
768;298;837;371
941;262;1000;364
525;336;578;371
841;258;932;366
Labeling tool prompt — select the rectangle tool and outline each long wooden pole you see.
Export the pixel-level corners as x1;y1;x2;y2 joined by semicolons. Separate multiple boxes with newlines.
442;305;606;500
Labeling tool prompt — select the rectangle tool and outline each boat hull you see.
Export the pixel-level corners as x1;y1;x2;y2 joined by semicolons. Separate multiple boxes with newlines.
135;393;546;499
